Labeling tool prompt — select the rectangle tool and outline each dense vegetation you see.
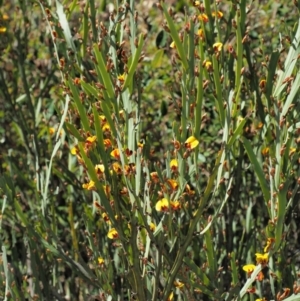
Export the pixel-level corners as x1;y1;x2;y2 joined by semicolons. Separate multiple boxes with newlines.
1;0;300;300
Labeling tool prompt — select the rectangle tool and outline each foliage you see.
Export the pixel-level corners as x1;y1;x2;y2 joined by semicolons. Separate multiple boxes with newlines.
1;0;300;300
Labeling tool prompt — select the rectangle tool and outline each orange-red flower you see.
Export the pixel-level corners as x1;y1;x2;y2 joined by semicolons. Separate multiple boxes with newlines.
167;179;178;191
170;200;181;211
198;14;208;22
150;172;159;183
111;148;120;159
259;79;266;89
103;139;112;149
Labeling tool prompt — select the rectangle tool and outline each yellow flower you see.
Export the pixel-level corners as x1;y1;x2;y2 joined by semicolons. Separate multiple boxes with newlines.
110;148;120;159
289;147;296;157
243;263;264;281
82;180;96;190
203;60;212;71
242;264;256;274
118;73;126;83
2;14;9;21
185;184;195;195
170;159;178;172
98;257;105;265
155;198;169;212
255;253;269;265
137;140;144;148
256;298;267;301
257;122;264;129
112;162;122;174
99;115;106;122
185;136;199;149
103;185;111;196
167;179;178;191
102;122;110;132
213;42;223;52
95;164;105;174
71;146;78;155
264;238;275;253
197;28;204;40
167;291;174;301
102;212;111;223
212;11;223;19
261;147;269;156
170;200;181;211
86;136;97;144
149;222;156;231
49;127;55;135
174;280;184;288
0;27;7;33
170;41;176;49
198;14;209;22
107;228;119;239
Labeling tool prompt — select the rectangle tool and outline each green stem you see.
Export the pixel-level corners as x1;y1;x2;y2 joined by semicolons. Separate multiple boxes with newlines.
162;148;223;300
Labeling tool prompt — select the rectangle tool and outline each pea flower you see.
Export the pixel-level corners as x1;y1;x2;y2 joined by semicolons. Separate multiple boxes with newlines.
170;159;178;172
111;148;120;159
98;257;105;265
255;253;269;265
213;42;223;52
198;14;209;22
107;228;119;239
82;180;95;190
212;11;223;19
185;136;199;149
174;280;184;288
149;223;156;231
155;198;169;212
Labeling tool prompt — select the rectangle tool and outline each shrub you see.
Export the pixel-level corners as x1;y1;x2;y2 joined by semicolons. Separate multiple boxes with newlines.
1;1;300;300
